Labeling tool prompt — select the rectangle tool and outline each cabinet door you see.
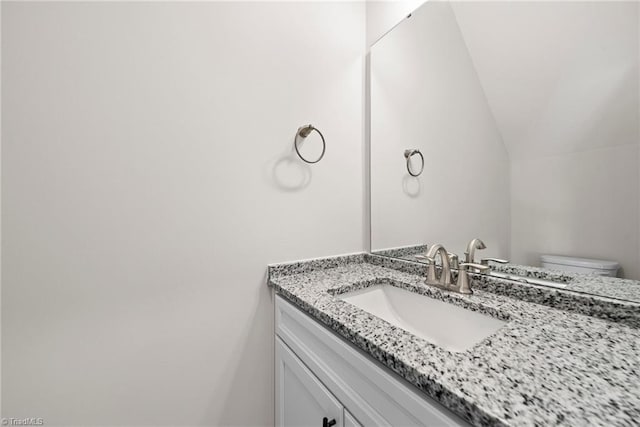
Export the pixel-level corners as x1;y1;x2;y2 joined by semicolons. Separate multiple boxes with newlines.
276;338;343;427
344;409;362;427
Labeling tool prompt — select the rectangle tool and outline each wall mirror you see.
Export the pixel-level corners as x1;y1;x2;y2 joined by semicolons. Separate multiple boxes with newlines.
370;0;640;303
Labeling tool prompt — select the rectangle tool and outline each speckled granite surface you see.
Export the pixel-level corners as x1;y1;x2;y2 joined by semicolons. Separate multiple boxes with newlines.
491;263;640;303
365;254;640;329
374;245;640;303
268;254;640;427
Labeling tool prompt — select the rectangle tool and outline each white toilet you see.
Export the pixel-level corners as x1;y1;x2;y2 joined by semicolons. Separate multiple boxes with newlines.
540;254;619;277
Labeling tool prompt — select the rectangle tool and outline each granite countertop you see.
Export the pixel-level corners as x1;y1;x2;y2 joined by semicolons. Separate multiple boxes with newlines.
492;263;640;303
268;254;640;427
373;245;640;303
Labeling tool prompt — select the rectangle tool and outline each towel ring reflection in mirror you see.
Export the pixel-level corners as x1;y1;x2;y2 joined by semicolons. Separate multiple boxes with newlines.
295;125;326;164
404;149;424;177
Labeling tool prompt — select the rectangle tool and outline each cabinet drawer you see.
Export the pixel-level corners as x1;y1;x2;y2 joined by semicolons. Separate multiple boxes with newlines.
275;296;468;427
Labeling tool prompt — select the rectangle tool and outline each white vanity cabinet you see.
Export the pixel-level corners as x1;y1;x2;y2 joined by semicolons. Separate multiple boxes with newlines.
276;338;359;427
275;296;469;427
343;410;360;427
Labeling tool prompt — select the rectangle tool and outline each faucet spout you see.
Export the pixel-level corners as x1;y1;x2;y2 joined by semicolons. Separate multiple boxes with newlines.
464;238;486;263
425;244;452;286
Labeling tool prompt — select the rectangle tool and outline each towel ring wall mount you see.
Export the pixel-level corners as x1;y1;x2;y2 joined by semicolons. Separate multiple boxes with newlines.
404;149;424;177
295;125;326;164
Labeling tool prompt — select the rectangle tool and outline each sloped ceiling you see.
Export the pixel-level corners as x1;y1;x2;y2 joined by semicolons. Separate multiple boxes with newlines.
450;1;638;160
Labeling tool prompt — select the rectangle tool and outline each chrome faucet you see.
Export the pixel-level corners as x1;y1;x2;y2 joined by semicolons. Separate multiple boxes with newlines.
425;243;488;294
425;244;452;286
464;238;486;263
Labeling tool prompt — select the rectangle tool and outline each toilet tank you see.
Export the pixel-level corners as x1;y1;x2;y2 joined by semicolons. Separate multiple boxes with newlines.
540;254;619;277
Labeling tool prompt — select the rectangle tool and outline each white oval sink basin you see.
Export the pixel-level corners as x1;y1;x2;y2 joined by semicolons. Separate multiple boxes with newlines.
338;283;506;353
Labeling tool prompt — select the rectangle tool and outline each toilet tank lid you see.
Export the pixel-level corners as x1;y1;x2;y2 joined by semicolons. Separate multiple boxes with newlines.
540;254;619;270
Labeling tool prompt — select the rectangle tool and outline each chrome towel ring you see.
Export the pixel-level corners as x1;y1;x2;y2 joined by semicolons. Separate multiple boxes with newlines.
295;125;326;164
404;149;424;177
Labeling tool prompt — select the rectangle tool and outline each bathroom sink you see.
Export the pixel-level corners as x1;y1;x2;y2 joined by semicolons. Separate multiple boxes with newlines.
338;283;506;352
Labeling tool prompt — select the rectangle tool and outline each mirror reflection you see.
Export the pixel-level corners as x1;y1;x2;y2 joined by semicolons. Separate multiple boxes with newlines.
370;1;640;302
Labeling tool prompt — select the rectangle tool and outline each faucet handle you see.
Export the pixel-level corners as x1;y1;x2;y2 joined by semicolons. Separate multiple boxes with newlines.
456;263;491;294
461;262;492;276
459;262;491;272
480;258;509;266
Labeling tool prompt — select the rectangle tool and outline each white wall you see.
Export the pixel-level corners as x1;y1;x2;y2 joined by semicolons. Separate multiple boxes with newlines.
366;0;425;47
510;145;638;276
452;1;639;160
370;1;510;258
453;1;640;278
1;2;365;425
